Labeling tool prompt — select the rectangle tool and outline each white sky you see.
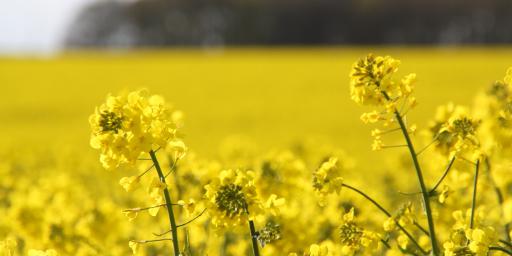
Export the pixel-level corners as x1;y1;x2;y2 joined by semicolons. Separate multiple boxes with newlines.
0;0;97;54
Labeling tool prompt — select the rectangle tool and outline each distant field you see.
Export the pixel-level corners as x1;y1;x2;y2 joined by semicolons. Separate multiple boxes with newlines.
1;47;511;166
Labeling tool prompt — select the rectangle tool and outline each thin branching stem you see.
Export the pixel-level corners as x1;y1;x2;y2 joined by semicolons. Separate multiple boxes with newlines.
380;238;392;249
469;159;480;229
133;238;174;244
398;191;422;196
429;157;456;195
149;150;181;256
123;203;179;213
138;164;155;178
416;136;439;157
489;246;512;255
414;221;429;236
248;220;260;256
342;184;428;255
382;145;408;149
153;208;207;237
378;127;401;135
381;91;439;255
165;157;179;178
500;239;512;249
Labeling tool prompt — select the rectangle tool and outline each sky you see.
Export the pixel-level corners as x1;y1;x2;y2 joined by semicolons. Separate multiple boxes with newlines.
0;0;96;54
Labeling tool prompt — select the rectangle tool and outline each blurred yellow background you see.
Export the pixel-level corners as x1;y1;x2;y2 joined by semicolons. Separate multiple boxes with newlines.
1;47;511;167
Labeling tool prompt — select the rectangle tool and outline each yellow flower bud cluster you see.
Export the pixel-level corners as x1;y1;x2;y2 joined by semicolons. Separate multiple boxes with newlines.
89;89;184;169
312;157;344;200
350;54;401;106
443;209;499;256
383;202;416;232
351;54;418;151
339;208;381;255
204;169;284;230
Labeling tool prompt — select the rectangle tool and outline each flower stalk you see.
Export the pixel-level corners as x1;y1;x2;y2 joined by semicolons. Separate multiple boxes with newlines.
150;149;181;256
342;183;427;255
379;90;439;255
393;109;439;255
248;220;261;256
469;159;480;229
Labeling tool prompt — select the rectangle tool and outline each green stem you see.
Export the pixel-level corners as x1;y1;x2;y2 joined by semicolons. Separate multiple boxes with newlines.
342;184;427;255
489;246;512;255
149;150;181;256
429;156;456;195
387;98;439;255
380;239;392;249
500;239;512;249
469;160;480;229
248;220;261;256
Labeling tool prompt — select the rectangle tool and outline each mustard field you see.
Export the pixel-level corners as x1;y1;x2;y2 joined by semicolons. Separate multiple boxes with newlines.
1;48;512;255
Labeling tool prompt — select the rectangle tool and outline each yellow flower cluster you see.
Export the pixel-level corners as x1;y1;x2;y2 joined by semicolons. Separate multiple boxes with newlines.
312;157;344;200
350;54;418;151
89;89;183;169
350;54;403;106
6;56;512;256
443;211;498;256
339;208;381;254
204;169;284;230
383;202;416;232
439;109;481;159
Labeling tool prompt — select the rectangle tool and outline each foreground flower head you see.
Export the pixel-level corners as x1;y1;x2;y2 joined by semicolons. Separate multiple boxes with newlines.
312;157;344;198
350;54;414;106
439;108;481;158
204;169;263;229
339;208;381;255
89;89;183;169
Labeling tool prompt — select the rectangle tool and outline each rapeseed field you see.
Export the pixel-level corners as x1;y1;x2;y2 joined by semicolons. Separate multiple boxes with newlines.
1;48;512;256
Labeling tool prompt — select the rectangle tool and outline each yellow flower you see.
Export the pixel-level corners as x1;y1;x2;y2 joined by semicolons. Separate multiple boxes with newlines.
257;221;282;247
349;54;400;106
119;176;140;192
397;234;409;249
438;185;451;204
430;104;481;158
400;73;416;96
177;199;197;217
441;112;481;158
167;139;188;161
128;241;140;255
265;194;286;216
89;89;183;169
204;169;264;229
123;210;138;222
0;238;17;256
360;111;381;124
371;136;384;151
467;227;497;256
147;177;166;216
383;217;396;232
309;243;329;256
312;157;344;197
339;208;381;254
